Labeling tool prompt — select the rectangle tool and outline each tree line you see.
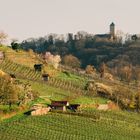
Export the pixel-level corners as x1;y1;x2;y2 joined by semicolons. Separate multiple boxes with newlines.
1;30;140;82
19;32;140;81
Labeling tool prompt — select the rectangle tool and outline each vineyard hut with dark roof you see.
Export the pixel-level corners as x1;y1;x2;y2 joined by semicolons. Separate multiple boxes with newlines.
34;64;43;71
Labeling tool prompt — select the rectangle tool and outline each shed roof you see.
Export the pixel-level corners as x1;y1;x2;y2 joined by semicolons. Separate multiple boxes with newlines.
51;101;69;107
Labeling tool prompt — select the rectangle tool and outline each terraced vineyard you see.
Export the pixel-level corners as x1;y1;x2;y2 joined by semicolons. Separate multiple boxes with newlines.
0;59;42;81
0;111;140;140
0;59;87;94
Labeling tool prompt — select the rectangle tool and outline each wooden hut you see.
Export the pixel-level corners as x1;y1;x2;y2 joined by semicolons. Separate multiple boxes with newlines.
42;74;50;81
68;104;80;112
51;101;69;112
34;64;43;71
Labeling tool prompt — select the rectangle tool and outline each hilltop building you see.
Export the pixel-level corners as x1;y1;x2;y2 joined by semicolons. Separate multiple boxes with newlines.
95;22;116;41
110;22;115;38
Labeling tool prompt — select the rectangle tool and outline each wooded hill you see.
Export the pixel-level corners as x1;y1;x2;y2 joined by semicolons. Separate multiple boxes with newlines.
20;33;140;82
20;33;139;67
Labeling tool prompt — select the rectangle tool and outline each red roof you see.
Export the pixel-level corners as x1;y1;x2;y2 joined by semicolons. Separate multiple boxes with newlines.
51;101;68;107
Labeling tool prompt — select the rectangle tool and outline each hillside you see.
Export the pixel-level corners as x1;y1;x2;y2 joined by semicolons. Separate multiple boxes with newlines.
0;46;108;106
20;35;140;83
1;46;139;110
20;34;140;67
0;46;140;109
0;46;140;140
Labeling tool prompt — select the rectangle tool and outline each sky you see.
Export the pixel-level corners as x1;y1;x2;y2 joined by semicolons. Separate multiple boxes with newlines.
0;0;140;42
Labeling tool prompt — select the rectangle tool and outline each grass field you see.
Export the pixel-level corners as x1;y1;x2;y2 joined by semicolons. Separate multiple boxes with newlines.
56;72;88;86
25;79;108;106
0;110;140;140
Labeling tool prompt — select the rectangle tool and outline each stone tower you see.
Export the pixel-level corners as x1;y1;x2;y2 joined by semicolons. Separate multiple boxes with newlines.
110;22;115;38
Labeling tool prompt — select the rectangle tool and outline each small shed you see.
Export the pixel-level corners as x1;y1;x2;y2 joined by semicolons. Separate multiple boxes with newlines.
42;74;50;81
34;64;43;71
51;101;69;112
68;104;80;112
9;73;16;79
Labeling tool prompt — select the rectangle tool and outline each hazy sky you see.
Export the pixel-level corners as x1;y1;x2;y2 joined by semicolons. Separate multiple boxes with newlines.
0;0;140;41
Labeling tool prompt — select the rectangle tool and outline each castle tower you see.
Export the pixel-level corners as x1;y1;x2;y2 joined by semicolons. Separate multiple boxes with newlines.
110;22;115;38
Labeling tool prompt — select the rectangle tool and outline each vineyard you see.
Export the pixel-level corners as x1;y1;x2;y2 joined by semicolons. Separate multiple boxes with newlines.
0;111;140;140
0;58;108;105
0;47;140;140
0;59;87;94
0;59;42;81
0;58;138;92
0;58;139;109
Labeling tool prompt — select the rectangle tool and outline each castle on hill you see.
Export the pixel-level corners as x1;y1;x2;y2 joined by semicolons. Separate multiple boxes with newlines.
95;22;116;41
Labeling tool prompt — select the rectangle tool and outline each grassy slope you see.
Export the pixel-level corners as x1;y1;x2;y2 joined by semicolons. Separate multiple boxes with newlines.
0;46;86;83
24;79;108;105
0;46;107;104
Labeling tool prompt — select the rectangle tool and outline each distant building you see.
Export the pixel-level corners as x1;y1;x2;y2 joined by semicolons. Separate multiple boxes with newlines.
42;73;50;81
67;104;80;112
95;22;116;41
34;64;43;71
50;101;80;112
110;22;115;38
51;101;69;112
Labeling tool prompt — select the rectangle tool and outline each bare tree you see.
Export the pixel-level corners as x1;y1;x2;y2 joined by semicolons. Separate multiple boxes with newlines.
0;31;8;46
99;62;106;78
62;54;81;68
121;64;132;83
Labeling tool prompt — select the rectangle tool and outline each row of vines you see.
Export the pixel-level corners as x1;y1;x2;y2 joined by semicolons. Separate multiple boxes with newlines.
0;59;87;94
1;59;139;110
0;59;42;81
0;111;140;140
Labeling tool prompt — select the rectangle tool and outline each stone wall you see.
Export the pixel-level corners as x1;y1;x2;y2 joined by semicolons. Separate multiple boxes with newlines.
31;107;51;116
